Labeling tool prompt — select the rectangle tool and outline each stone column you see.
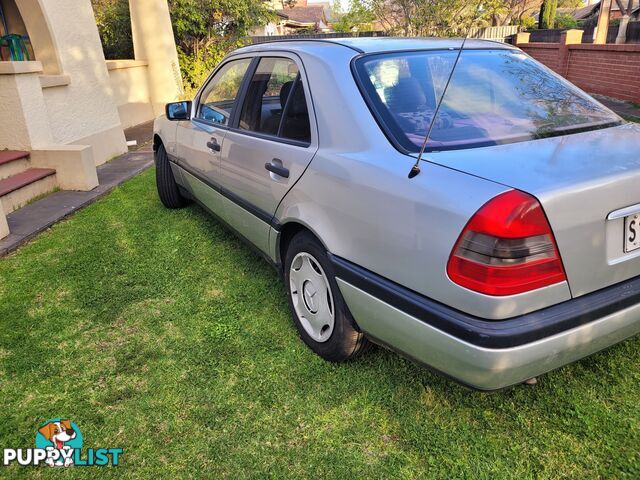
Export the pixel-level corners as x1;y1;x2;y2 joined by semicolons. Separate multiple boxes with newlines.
0;61;54;150
616;14;630;44
129;0;183;116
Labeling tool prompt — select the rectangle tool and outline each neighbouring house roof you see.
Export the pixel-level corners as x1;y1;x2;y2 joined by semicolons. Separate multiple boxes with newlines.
558;4;600;20
277;6;327;25
612;0;639;11
533;3;598;21
535;0;639;21
593;0;638;13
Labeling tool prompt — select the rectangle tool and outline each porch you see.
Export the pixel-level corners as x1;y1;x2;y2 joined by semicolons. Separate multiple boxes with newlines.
0;0;182;239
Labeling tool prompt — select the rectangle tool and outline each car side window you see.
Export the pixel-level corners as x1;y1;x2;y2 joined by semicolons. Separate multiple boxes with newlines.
279;79;311;143
238;57;311;144
197;58;252;125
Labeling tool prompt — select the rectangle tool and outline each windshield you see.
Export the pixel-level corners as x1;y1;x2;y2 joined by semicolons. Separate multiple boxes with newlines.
354;49;621;152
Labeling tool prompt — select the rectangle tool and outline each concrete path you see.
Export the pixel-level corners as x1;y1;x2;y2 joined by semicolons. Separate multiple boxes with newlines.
0;123;154;256
593;95;640;122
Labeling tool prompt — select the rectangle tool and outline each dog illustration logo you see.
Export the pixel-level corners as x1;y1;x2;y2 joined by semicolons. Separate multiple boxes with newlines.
35;418;83;467
3;418;122;467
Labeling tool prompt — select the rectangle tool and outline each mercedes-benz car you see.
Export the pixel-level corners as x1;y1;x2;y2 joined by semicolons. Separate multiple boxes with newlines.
153;37;640;390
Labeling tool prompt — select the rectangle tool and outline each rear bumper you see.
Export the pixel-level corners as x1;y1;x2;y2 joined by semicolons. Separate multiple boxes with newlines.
331;255;640;390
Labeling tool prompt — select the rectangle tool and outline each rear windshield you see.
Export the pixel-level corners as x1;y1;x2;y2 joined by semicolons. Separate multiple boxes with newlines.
354;49;621;152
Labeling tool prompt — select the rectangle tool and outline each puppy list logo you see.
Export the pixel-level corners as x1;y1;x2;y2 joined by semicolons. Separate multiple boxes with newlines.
2;418;123;468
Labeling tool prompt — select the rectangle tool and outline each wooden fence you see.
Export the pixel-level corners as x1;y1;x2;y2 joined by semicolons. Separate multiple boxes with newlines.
467;25;520;42
524;22;640;44
251;26;521;45
250;31;387;44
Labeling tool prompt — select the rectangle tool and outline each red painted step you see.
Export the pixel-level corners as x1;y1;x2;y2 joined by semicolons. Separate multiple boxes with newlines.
0;150;29;166
0;168;56;197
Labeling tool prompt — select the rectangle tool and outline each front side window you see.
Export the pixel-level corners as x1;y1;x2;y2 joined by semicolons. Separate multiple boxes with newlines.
238;57;311;144
197;58;252;125
355;49;621;152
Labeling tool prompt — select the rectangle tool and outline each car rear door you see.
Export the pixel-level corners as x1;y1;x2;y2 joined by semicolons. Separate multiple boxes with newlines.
175;57;253;217
218;54;318;253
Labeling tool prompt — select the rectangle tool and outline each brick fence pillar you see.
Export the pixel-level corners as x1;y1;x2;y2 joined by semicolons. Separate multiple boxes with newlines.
559;29;583;76
515;32;530;46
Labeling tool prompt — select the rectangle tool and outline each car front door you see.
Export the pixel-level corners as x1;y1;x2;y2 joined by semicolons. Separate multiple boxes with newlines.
175;57;253;217
219;54;318;254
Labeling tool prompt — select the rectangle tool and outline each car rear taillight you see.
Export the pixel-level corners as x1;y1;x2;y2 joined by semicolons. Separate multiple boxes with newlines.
447;190;566;296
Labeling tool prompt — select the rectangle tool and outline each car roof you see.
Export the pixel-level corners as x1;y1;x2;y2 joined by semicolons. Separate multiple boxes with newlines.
235;37;517;55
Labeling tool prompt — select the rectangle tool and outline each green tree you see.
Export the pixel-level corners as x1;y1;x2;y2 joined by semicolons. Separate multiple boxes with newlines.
91;0;134;59
168;0;273;93
333;0;376;33
332;0;344;15
481;0;509;26
556;0;582;7
554;13;577;29
538;0;557;29
520;14;537;29
368;0;486;37
92;0;274;95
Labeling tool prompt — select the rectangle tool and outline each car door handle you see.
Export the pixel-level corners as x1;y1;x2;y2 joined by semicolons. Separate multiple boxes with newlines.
206;138;221;152
265;160;289;178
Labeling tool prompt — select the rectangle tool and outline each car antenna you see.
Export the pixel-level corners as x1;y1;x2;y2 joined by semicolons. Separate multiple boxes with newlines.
408;8;481;179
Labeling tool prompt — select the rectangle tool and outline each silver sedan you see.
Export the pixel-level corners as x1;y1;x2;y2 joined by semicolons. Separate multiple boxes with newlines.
153;37;640;390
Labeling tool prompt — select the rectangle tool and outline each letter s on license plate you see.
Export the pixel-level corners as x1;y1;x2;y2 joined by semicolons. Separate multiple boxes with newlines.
624;214;640;253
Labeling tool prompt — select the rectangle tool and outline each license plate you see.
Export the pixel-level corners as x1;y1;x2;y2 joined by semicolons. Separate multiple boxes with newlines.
624;214;640;253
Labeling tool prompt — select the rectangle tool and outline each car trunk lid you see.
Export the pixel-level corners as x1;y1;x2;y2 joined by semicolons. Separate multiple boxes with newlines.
418;123;640;297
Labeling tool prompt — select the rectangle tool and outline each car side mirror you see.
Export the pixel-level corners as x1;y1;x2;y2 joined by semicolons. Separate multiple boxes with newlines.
166;101;191;121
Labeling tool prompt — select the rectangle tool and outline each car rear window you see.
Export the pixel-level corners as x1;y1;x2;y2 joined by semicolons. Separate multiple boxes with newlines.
354;49;621;152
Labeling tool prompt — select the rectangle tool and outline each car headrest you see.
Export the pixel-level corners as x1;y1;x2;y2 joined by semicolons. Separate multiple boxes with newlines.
280;81;294;108
280;80;308;117
384;77;427;113
289;83;308;116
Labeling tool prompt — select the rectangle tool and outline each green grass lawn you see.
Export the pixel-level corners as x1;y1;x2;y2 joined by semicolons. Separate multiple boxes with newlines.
1;168;639;479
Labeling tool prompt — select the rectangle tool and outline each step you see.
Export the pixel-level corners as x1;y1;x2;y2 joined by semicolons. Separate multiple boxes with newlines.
0;150;29;165
0;168;57;214
0;150;30;181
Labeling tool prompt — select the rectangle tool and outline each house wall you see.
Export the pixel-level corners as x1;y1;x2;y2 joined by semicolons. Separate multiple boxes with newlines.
1;0;181;168
106;60;155;129
37;0;126;165
129;0;183;116
0;61;53;150
518;33;640;104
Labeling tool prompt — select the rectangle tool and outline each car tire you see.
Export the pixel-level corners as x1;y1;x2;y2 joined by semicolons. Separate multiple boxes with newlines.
284;231;371;362
155;143;190;209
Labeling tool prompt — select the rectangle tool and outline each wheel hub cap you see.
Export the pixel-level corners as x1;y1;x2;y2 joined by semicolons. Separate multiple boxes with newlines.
289;252;335;343
302;281;318;313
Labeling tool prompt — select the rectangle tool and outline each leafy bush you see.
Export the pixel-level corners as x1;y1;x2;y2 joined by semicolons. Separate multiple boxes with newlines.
168;0;273;95
555;13;578;29
92;0;134;59
520;15;537;30
92;0;273;95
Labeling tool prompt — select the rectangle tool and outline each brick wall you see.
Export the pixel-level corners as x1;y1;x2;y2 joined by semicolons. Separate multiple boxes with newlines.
518;42;640;104
520;43;560;72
